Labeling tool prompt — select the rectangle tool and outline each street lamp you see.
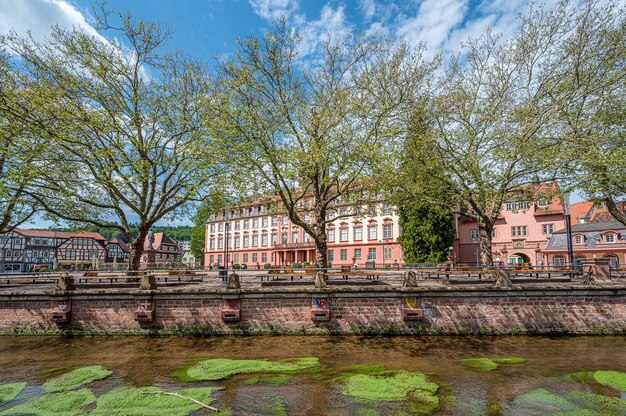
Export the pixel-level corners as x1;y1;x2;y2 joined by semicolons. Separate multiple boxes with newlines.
563;192;574;266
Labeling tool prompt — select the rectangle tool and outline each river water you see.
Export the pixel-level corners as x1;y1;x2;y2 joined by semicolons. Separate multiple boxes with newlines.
0;335;624;415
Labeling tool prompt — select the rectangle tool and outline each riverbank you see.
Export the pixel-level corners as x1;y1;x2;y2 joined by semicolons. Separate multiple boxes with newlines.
1;281;625;336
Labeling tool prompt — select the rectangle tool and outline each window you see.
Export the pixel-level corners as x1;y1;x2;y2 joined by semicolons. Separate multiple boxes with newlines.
282;216;288;225
574;235;583;244
227;238;232;248
354;248;362;260
537;198;549;207
384;247;392;260
328;250;334;262
383;204;392;215
605;233;616;243
368;225;377;240
234;237;240;248
234;221;240;230
209;255;214;264
252;236;258;247
262;253;267;263
340;249;347;261
303;234;309;242
218;223;223;232
327;211;335;221
272;234;277;245
243;254;248;262
604;253;619;267
340;228;348;241
262;217;268;227
328;229;335;242
292;232;298;243
282;233;288;244
218;239;223;249
243;236;249;247
505;201;531;211
511;226;528;237
304;213;310;223
253;219;259;228
470;229;479;240
354;227;362;241
491;229;496;237
244;220;249;229
383;224;393;239
368;248;377;260
234;254;239;263
272;216;278;226
209;239;215;249
262;235;268;246
252;253;258;262
217;255;222;264
368;205;376;216
542;224;554;234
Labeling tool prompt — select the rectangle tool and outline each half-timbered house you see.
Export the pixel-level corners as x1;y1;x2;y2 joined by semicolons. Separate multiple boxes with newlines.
56;231;107;269
0;231;26;272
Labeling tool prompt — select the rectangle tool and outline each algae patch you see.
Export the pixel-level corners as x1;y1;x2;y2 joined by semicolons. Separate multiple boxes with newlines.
42;365;113;392
0;382;26;405
176;357;321;381
0;388;96;416
460;357;525;371
92;386;220;416
592;371;626;392
513;388;626;416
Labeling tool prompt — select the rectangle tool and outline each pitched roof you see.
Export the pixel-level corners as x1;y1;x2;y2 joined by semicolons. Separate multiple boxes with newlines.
143;232;178;251
107;237;130;253
553;221;626;234
14;229;105;240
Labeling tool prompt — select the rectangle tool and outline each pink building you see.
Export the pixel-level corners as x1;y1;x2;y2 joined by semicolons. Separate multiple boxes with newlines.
454;193;566;266
204;200;402;269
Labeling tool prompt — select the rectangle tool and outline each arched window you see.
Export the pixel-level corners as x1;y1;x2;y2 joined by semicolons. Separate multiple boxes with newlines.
603;253;619;267
553;254;566;266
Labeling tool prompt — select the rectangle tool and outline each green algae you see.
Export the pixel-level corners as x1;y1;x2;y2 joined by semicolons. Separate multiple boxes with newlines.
0;388;96;416
92;386;220;416
342;364;388;375
0;382;26;405
592;371;626;392
341;371;438;402
236;393;287;416
491;357;526;365
242;376;289;385
513;388;626;416
460;357;526;371
37;367;69;375
42;365;113;392
459;358;498;372
176;357;321;381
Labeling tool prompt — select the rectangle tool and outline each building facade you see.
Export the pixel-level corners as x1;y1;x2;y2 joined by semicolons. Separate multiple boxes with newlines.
204;200;402;268
544;221;625;267
454;196;566;266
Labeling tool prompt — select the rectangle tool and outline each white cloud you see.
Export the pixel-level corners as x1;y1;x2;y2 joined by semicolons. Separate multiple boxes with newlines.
295;4;353;57
0;0;103;42
249;0;300;20
396;0;468;53
359;0;376;21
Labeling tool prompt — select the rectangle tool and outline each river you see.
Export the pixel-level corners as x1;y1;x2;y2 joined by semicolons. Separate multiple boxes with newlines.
0;335;624;415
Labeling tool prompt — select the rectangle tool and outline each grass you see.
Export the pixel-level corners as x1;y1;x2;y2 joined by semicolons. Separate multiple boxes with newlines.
175;357;321;381
92;386;221;416
0;388;96;416
42;365;113;392
242;376;290;385
460;357;526;371
0;382;26;405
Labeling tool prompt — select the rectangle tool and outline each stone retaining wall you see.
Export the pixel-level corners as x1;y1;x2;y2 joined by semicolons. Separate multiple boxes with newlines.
0;286;624;335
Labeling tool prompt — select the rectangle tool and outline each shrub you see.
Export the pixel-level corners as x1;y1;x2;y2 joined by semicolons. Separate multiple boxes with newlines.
241;264;248;269
294;262;302;268
264;263;272;269
213;263;220;268
233;263;240;269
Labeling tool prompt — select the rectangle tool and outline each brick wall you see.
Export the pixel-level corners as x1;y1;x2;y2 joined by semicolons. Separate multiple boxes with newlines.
0;288;624;335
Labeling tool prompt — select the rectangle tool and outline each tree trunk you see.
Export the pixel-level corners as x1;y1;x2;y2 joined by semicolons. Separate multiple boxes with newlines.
315;234;328;269
129;227;149;271
604;195;626;226
479;225;494;267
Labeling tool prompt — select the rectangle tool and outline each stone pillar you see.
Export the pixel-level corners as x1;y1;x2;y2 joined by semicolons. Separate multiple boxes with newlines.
580;258;612;284
143;248;157;270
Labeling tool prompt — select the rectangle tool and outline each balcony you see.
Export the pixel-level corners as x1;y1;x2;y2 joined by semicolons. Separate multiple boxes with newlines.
273;242;315;249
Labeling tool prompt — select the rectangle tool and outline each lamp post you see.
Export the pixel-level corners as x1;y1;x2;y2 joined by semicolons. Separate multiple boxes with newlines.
563;192;574;266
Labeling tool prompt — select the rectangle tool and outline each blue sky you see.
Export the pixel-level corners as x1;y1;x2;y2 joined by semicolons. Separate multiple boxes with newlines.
0;0;562;65
0;0;581;228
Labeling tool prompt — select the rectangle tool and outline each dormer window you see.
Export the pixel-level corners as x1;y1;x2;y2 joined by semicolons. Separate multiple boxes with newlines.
605;233;616;243
574;235;583;244
537;198;549;207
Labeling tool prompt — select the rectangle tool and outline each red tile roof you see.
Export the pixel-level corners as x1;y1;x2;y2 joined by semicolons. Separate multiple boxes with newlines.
15;229;105;240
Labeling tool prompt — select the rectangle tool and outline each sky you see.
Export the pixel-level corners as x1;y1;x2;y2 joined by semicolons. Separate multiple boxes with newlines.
0;0;582;228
